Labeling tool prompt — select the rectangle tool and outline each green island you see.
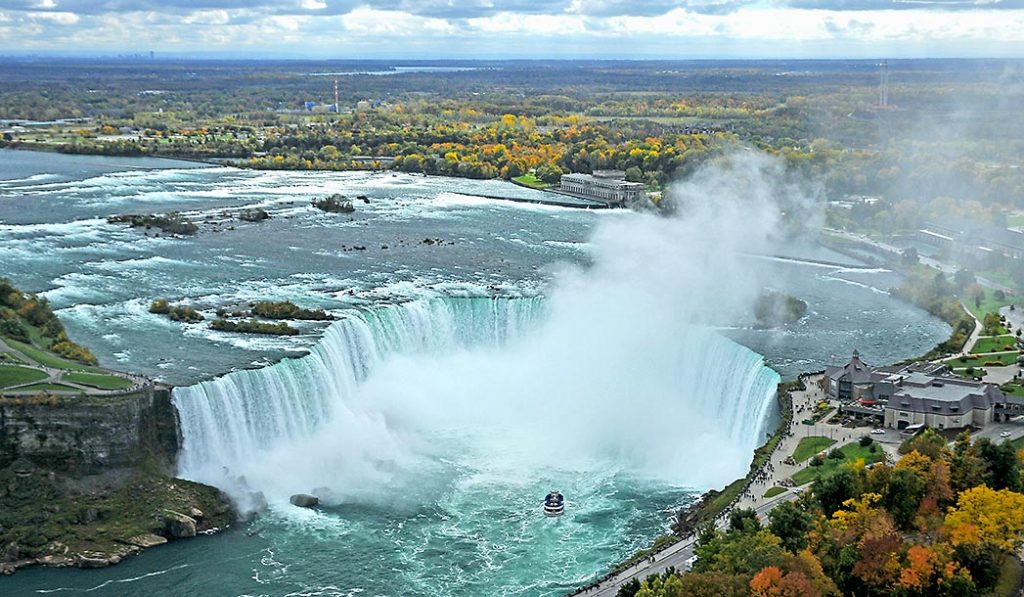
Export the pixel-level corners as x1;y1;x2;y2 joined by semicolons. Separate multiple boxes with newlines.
149;299;205;323
0;278;234;573
251;301;333;321
210;318;300;336
753;291;808;327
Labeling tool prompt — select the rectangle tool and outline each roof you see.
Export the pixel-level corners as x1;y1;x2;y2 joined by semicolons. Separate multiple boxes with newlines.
826;350;875;384
886;375;1003;415
560;173;646;190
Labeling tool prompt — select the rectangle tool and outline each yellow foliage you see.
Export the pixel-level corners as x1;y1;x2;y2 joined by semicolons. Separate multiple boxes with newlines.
945;486;1024;551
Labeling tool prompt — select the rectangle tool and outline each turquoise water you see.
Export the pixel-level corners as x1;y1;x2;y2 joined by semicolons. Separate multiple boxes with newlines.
0;151;949;596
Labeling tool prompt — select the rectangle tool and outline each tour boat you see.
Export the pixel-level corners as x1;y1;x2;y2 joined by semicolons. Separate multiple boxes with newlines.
543;490;565;517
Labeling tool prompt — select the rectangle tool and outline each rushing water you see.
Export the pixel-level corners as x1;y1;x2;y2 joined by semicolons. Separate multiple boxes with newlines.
0;151;950;596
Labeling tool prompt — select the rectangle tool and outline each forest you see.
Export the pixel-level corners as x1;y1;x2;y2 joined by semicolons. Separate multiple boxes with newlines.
2;58;1021;211
619;430;1024;597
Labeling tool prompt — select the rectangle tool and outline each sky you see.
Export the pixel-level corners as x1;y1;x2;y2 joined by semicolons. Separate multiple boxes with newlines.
0;0;1023;59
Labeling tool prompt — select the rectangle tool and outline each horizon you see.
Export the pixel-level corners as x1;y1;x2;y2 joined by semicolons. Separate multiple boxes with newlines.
1;1;1023;60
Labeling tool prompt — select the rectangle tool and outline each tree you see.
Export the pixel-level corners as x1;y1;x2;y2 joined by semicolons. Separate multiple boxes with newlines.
945;486;1024;552
954;269;976;290
729;507;761;533
768;501;812;553
977;438;1021;491
901;247;919;267
814;469;856;516
624;165;643;182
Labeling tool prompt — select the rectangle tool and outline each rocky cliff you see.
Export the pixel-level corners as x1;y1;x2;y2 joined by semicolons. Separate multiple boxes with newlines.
0;387;236;574
0;385;178;472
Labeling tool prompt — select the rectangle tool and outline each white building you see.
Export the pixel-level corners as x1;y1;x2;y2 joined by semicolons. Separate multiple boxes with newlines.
558;170;646;206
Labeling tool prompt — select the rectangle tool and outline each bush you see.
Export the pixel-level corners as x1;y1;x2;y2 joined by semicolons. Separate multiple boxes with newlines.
210;319;299;336
869;444;877;453
828;448;845;460
809;455;824;467
149;299;170;314
859;436;874;447
50;340;98;365
251;301;332;321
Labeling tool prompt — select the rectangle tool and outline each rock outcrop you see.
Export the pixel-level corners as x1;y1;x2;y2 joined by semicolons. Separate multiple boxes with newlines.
289;493;320;508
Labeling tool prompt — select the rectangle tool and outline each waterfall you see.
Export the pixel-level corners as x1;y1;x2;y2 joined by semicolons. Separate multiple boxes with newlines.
174;296;780;508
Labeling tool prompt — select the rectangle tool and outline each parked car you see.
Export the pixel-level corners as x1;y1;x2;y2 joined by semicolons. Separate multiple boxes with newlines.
871;429;886;435
1000;431;1012;438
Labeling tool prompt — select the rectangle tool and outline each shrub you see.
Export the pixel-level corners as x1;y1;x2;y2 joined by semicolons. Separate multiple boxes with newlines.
859;436;873;447
809;455;824;467
827;448;845;460
149;299;170;314
50;340;98;365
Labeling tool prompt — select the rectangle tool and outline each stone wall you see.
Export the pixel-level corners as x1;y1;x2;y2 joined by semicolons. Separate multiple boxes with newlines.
0;386;179;472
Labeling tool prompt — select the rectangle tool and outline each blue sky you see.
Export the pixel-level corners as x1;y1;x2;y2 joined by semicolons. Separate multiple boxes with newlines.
0;1;1022;58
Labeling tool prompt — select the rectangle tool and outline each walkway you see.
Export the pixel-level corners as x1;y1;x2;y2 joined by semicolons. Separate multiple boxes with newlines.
0;337;149;396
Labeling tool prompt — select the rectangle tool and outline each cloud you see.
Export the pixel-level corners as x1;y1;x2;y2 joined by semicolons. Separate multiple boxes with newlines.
0;0;1022;56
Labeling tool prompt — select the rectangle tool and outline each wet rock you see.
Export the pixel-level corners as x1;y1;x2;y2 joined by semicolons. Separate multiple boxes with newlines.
77;554;112;569
126;534;168;549
3;542;19;563
289;494;320;508
162;510;198;538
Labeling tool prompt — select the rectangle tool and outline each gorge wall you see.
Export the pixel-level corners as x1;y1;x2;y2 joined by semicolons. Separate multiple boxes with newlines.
0;386;179;472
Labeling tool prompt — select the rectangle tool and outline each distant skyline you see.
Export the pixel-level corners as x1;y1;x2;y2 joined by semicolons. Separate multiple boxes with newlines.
1;1;1023;59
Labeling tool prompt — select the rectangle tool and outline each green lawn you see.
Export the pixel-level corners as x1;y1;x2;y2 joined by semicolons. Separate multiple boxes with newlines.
3;338;95;371
967;288;1015;321
951;367;987;380
791;436;837;463
511;173;551;189
971;335;1018;354
946;351;1020;368
0;364;48;388
791;441;885;486
14;383;79;393
763;487;787;499
62;371;134;390
0;352;27;365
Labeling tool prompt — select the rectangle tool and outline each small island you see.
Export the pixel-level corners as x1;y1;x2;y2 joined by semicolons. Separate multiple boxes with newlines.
312;193;355;213
107;213;199;236
753;290;808;326
209;318;300;336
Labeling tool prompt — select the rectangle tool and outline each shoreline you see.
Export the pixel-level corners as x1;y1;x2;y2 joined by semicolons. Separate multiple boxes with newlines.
2;144;616;210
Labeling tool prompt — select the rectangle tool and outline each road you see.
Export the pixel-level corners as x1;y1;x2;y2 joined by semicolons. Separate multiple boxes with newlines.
576;492;799;597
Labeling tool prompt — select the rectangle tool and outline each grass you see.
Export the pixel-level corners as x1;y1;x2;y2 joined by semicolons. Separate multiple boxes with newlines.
951;367;987;380
966;288;1015;321
763;487;787;499
971;335;1018;354
62;371;134;390
0;364;48;388
791;441;885;486
1001;384;1024;397
511;173;551;189
0;351;27;365
14;382;80;393
792;436;837;463
984;553;1023;597
946;351;1021;368
3;338;96;371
